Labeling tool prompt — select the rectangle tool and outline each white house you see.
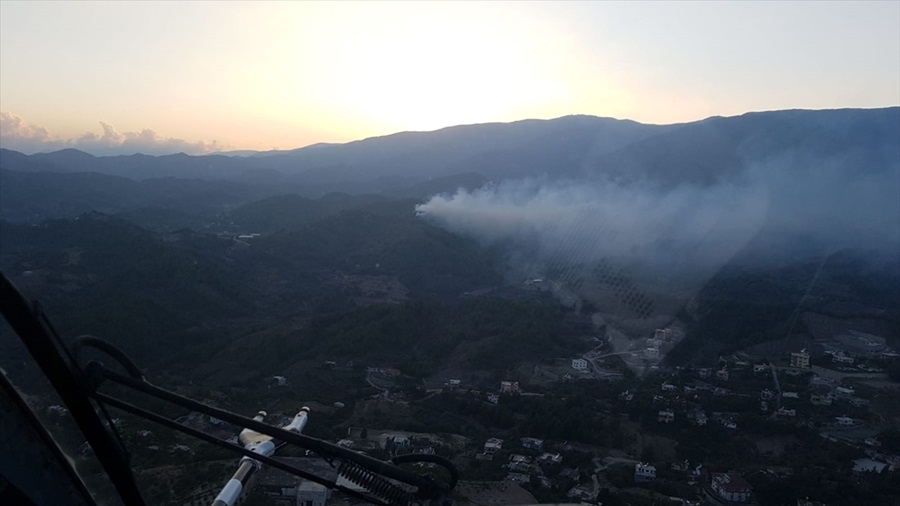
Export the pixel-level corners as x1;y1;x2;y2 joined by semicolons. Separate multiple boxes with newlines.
835;386;855;397
834;416;854;426
391;436;412;450
850;397;870;407
484;438;503;453
654;328;674;340
500;381;520;394
833;353;855;365
571;358;588;370
634;463;657;482
539;453;563;465
791;349;811;369
509;454;532;464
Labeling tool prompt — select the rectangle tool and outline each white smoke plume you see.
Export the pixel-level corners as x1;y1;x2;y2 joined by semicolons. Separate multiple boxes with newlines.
417;177;768;280
416;154;899;322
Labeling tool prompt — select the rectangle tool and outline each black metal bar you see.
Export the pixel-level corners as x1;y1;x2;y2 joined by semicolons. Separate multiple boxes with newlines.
0;272;146;506
1;271;454;505
0;370;96;506
94;393;333;485
96;367;438;492
93;392;390;505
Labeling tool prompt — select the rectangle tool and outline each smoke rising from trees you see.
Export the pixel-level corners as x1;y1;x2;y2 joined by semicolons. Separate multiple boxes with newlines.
417;153;899;319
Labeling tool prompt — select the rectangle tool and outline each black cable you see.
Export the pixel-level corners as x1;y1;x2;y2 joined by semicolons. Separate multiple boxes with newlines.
95;366;451;494
72;335;144;380
94;392;393;506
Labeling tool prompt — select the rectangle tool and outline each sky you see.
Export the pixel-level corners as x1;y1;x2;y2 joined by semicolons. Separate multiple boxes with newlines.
1;1;898;155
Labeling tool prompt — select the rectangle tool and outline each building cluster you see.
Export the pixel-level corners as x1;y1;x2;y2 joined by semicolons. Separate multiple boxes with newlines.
176;325;895;506
478;436;573;487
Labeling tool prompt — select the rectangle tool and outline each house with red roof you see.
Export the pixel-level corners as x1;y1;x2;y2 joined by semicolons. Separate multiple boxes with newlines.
706;472;753;504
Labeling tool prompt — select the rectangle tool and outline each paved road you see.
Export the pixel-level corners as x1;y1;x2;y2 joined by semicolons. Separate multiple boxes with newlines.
592;456;639;473
583;351;632;377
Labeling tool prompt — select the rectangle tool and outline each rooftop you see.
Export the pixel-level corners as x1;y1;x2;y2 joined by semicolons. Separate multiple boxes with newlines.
711;472;753;493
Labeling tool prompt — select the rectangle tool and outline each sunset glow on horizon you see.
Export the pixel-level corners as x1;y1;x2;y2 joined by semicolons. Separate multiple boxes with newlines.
1;1;898;155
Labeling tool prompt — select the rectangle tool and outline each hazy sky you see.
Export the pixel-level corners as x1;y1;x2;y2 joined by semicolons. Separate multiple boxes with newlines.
1;1;898;155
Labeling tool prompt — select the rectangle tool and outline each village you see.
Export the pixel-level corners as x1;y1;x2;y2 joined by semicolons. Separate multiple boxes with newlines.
42;326;900;506
162;326;900;505
320;326;898;506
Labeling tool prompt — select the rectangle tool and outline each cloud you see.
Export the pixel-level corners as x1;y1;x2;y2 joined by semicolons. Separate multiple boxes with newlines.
0;112;63;153
0;112;227;155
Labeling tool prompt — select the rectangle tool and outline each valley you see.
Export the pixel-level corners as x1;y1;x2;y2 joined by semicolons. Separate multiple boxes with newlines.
1;108;898;506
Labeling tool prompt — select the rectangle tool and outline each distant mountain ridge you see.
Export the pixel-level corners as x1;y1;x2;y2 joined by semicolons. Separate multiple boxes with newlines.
1;107;897;225
2;113;667;184
3;108;896;186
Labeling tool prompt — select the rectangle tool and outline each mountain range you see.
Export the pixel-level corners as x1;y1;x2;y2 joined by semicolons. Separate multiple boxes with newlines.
2;108;897;219
1;107;898;371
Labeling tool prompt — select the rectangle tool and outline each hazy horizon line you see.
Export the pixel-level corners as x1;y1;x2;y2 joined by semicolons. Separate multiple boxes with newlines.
2;105;898;158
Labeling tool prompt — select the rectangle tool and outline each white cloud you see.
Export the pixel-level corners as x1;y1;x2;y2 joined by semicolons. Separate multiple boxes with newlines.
0;112;65;153
0;112;227;155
